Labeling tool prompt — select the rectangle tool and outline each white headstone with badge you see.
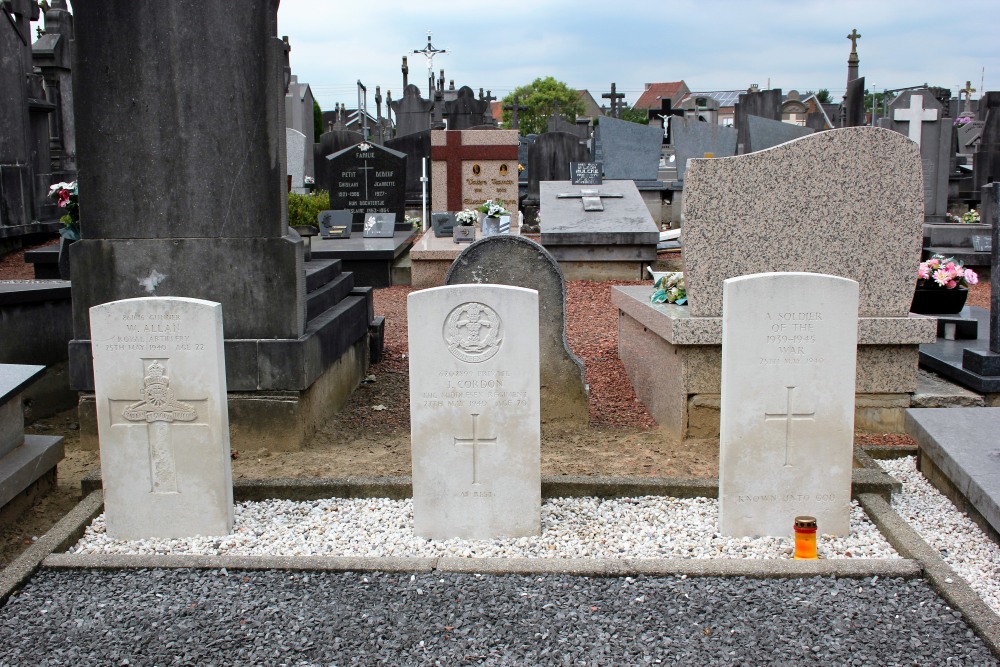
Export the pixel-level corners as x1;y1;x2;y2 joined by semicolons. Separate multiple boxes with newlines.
408;284;540;539
719;273;858;538
90;297;233;540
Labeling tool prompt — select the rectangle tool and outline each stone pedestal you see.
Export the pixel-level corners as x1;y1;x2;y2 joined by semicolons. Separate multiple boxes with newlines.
613;286;937;439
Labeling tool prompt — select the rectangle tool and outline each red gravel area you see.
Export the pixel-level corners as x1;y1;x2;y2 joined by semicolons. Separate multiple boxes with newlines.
0;239;55;280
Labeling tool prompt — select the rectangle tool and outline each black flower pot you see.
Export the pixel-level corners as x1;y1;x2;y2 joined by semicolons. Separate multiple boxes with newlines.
910;287;969;315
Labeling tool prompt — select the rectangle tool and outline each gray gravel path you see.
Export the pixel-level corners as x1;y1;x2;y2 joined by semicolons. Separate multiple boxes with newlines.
0;569;996;666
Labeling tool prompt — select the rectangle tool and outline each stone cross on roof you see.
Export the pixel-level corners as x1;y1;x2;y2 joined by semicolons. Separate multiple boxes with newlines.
894;93;938;148
556;188;623;212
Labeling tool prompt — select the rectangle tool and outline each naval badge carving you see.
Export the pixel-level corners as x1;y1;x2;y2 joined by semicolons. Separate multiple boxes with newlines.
443;302;503;363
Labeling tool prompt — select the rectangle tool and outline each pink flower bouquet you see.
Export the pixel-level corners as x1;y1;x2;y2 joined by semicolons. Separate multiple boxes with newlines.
917;254;978;290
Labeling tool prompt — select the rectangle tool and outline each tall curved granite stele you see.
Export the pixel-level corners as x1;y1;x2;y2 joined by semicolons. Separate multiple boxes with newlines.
446;236;589;426
66;0;373;451
612;127;938;439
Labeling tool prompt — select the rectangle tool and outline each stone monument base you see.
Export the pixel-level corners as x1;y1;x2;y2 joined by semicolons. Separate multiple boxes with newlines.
612;286;938;440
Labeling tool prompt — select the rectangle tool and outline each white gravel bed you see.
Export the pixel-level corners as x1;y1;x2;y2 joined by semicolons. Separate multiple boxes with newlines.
881;456;1000;616
71;495;897;560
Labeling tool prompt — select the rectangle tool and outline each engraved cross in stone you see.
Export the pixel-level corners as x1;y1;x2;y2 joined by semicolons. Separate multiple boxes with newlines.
108;359;208;494
763;385;815;468
454;413;497;485
893;94;938;148
357;159;374;200
556;189;623;212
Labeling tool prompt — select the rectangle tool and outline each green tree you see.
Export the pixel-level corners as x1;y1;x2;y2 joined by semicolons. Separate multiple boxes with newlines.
500;77;585;136
863;91;897;119
804;89;833;104
619;104;650;125
313;99;324;139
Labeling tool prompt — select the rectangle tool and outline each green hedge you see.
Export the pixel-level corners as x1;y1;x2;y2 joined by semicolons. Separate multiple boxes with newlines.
287;190;330;227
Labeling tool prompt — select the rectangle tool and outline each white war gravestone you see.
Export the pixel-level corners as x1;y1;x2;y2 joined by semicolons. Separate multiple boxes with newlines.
90;297;233;540
719;273;858;538
408;284;540;539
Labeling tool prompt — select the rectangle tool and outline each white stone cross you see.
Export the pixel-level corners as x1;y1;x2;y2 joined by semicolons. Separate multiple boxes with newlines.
108;359;207;494
893;94;938;148
453;413;497;485
763;385;815;468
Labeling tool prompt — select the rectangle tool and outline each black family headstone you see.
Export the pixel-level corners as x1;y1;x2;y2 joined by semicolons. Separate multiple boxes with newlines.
385;129;431;205
327;141;407;229
442;86;490;131
314;128;364;195
526;132;591;204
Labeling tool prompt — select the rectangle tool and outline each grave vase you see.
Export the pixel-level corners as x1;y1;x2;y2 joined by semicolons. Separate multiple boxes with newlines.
910;287;969;315
453;225;476;244
481;215;501;237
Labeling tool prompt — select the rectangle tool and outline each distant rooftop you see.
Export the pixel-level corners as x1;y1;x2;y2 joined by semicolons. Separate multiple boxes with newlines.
681;90;744;109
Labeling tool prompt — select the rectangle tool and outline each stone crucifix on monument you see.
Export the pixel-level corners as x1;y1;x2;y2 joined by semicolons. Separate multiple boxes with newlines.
556;188;623;212
602;83;625;119
504;96;528;130
962;80;977;116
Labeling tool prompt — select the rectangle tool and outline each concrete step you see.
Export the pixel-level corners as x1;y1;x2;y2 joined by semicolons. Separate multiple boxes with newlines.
911;368;985;408
304;259;342;293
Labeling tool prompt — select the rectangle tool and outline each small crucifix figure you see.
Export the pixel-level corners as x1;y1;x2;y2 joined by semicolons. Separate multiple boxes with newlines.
763;385;815;468
961;80;977;115
557;189;623;212
504;95;527;130
602;83;625;119
454;413;497;485
111;360;207;493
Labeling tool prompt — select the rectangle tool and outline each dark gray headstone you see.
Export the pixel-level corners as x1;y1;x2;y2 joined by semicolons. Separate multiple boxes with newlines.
974;91;1000;196
445;235;588;425
443;86;490;131
318;209;354;238
594;116;662;181
957;120;985;155
889;89;951;221
385;128;431;204
327;142;407;225
517;134;537;185
745;115;813;153
527;132;590;203
390;83;433;138
844;77;867;127
670;116;738;181
431;211;455;237
734;88;781;153
547;114;587;139
314;129;364;195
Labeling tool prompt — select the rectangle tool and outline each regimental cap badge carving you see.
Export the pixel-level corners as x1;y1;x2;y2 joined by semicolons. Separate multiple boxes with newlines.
443;302;503;363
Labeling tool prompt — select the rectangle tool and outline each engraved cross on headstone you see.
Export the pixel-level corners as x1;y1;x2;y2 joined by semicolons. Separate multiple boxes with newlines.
454;413;497;485
108;359;208;494
557;189;623;212
894;94;938;148
763;385;815;468
356;145;374;200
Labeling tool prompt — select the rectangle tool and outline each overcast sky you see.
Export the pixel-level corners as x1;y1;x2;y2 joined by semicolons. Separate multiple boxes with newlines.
275;0;999;111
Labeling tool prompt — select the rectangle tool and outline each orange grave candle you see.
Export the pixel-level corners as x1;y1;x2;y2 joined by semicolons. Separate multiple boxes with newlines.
794;516;818;560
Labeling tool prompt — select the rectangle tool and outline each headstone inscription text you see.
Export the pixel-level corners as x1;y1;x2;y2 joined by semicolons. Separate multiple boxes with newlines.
570;162;603;185
91;297;234;540
719;273;858;538
408;285;540;539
